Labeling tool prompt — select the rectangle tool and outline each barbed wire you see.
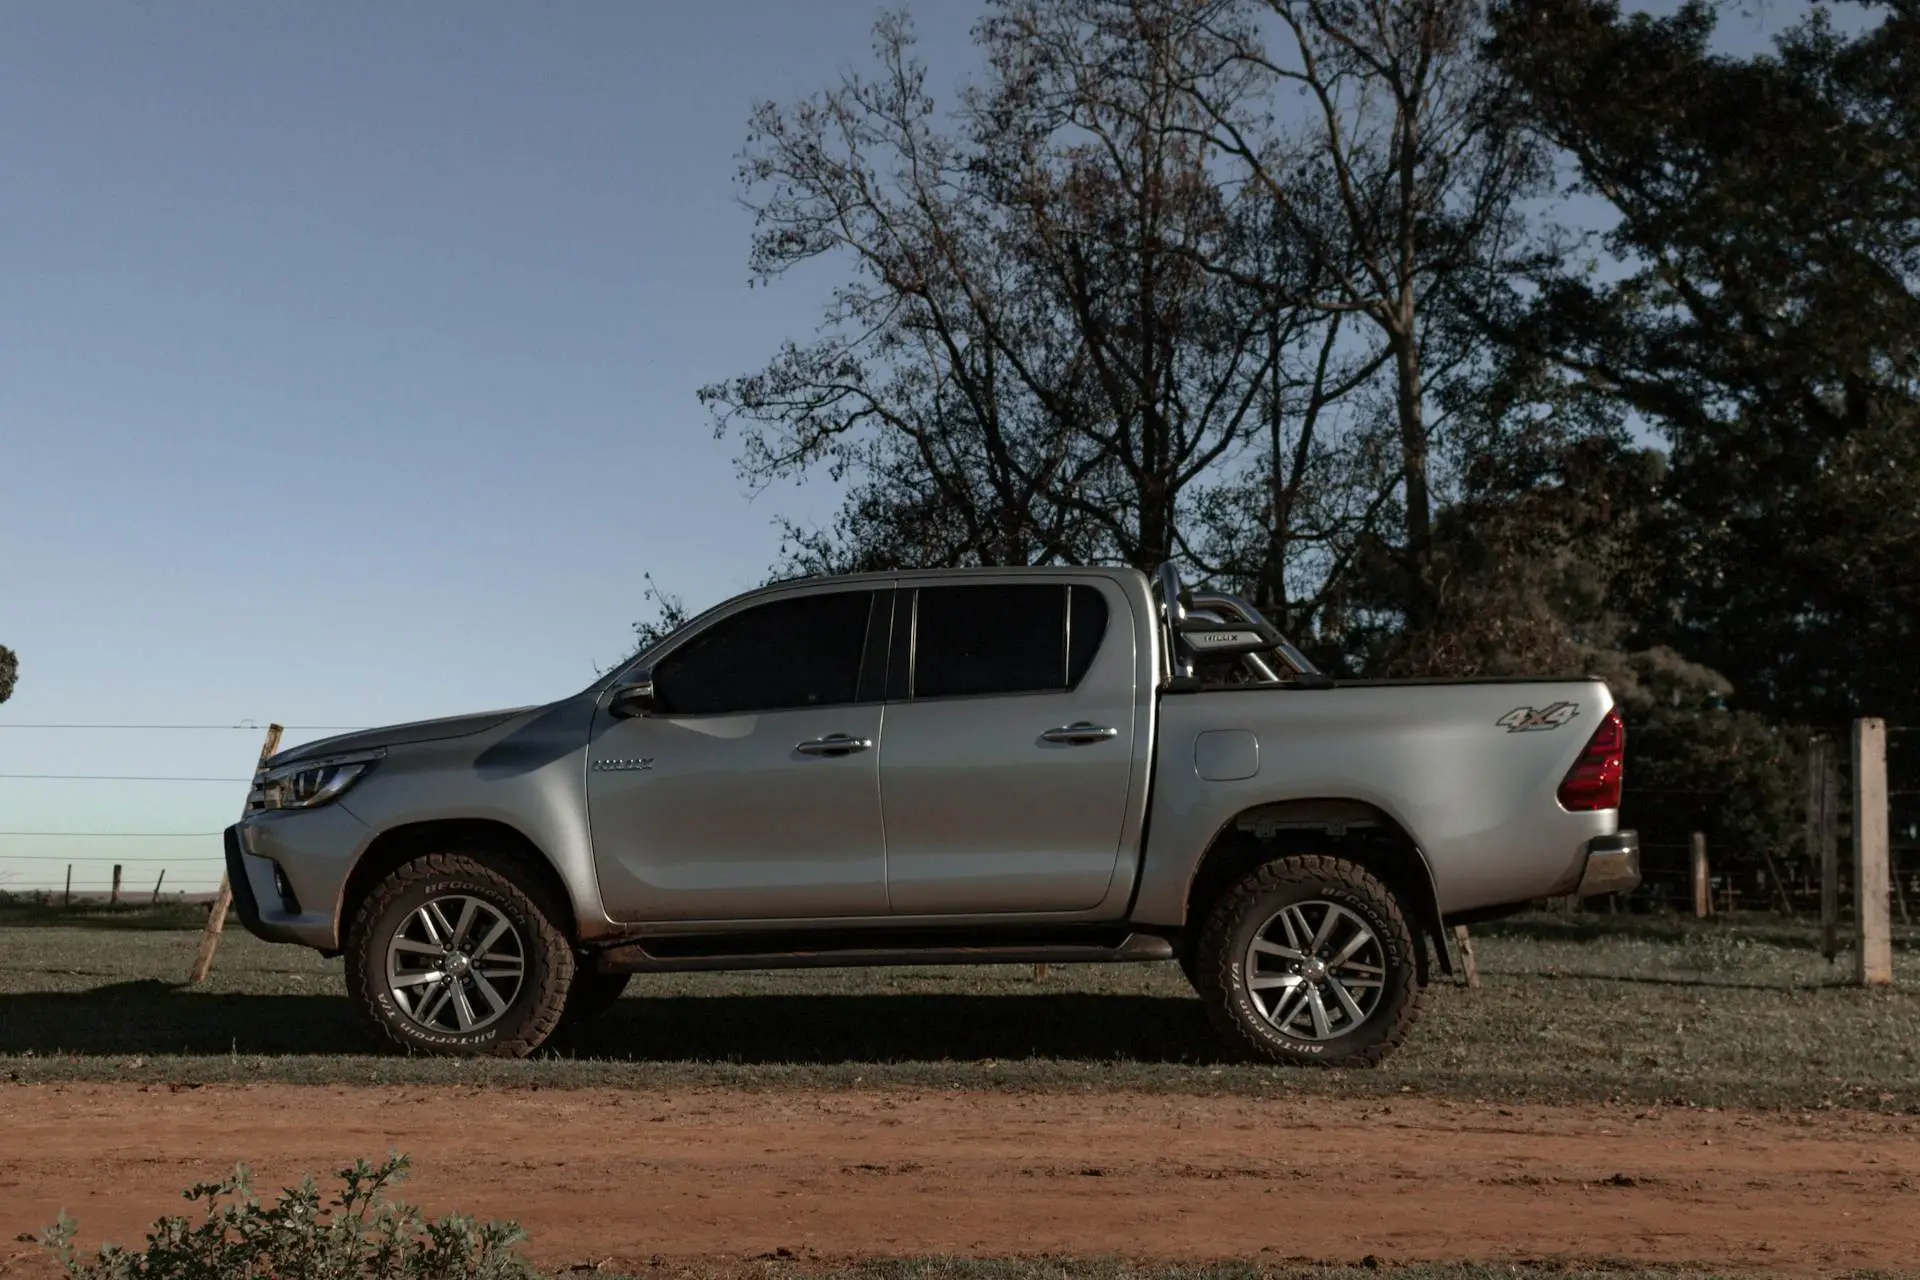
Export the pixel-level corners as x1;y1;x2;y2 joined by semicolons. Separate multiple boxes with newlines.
0;831;224;839
0;853;219;863
0;723;363;731
0;773;249;782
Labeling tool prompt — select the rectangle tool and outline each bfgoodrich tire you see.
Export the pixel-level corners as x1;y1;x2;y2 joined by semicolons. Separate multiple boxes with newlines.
1194;855;1421;1067
346;851;575;1058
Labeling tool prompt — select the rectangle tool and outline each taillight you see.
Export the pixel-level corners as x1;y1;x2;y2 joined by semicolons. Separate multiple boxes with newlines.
1558;706;1625;811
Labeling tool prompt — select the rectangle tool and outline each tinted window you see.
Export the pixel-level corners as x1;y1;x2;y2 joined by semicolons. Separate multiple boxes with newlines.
913;584;1068;699
1067;584;1109;688
652;591;872;715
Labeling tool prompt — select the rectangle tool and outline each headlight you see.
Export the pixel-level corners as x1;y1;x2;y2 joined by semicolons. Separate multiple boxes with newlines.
253;749;384;811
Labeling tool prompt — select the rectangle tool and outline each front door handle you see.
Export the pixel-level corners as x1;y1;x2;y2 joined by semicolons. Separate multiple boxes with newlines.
795;733;874;757
1040;722;1119;745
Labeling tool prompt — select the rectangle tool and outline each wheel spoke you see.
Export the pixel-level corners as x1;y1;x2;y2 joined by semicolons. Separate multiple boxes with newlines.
420;901;453;945
1250;938;1306;962
449;898;480;952
471;916;514;961
1279;906;1309;952
1248;973;1305;991
1327;926;1374;968
1326;975;1367;1025
416;980;454;1028
1306;986;1333;1038
1308;904;1343;955
1269;984;1309;1030
391;939;442;957
450;982;479;1031
389;969;445;989
471;971;510;1017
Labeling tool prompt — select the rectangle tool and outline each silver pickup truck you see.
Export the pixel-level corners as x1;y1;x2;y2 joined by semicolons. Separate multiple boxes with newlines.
227;563;1637;1065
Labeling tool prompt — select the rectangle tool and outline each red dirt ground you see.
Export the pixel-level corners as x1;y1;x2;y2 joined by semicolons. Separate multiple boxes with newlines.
0;1085;1914;1276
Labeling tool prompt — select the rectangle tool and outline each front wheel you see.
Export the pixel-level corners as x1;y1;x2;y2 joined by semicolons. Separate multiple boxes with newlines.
346;851;575;1058
1192;854;1421;1067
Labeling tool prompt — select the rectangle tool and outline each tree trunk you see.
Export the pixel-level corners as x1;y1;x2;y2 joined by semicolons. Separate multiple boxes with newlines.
1392;325;1433;630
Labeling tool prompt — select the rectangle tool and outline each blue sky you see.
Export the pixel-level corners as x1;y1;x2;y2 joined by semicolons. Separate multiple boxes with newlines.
0;1;1843;894
0;0;979;892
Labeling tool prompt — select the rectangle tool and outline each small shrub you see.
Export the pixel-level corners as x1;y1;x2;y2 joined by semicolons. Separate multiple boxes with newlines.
40;1154;537;1280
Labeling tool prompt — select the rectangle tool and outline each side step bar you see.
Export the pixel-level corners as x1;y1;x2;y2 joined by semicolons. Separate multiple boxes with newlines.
590;929;1175;975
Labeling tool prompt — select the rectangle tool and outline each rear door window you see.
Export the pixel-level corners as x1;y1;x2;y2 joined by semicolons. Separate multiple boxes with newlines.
911;583;1109;699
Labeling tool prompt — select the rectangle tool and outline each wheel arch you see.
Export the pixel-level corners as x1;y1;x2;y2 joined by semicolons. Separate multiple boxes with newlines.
339;818;575;950
1184;798;1452;982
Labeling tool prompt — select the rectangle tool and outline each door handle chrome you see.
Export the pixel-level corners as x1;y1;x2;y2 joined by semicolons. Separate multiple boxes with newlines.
795;733;874;757
1040;722;1119;744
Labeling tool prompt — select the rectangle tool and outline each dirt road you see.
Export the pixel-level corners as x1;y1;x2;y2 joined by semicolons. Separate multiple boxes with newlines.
0;1084;1914;1276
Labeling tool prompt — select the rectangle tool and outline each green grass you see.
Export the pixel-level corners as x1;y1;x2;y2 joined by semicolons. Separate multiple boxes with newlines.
584;1263;1917;1280
0;909;1916;1109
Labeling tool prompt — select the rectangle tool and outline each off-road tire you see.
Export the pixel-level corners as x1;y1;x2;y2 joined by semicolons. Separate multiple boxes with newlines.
346;851;574;1058
1193;854;1421;1067
562;970;632;1028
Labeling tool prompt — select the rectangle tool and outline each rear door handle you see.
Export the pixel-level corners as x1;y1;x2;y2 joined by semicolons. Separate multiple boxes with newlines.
795;733;874;757
1040;722;1119;745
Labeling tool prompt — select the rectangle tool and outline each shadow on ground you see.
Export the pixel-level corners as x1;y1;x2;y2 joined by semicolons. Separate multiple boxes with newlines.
0;981;1222;1063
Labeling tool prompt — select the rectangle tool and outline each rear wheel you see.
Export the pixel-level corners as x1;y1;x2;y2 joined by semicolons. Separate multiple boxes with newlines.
346;851;574;1058
1193;854;1420;1067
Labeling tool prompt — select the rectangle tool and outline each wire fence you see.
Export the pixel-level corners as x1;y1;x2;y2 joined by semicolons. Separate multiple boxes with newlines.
2;719;1916;915
1566;722;1920;921
0;722;360;899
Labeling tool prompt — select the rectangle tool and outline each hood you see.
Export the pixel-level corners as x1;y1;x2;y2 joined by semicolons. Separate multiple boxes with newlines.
266;706;538;768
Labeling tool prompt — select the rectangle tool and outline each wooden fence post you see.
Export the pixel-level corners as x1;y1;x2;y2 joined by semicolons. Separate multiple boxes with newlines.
151;869;166;904
1691;832;1710;919
1452;924;1479;989
110;864;122;906
189;723;282;985
1853;718;1893;986
62;864;71;908
1032;963;1048;982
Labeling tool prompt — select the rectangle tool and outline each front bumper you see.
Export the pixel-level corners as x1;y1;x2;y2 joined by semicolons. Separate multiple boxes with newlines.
1575;830;1640;897
225;804;369;949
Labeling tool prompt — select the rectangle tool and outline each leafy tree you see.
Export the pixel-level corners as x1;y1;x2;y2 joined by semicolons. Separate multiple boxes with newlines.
1489;0;1920;726
0;643;14;705
1405;430;1805;860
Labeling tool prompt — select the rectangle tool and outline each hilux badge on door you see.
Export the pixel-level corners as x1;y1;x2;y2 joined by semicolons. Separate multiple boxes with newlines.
592;757;655;772
1495;702;1578;732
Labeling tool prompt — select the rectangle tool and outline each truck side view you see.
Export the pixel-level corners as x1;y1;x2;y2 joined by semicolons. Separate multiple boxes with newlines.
227;563;1638;1065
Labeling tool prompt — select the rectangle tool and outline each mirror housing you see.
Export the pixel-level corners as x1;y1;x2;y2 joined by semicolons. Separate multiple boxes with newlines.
607;679;658;719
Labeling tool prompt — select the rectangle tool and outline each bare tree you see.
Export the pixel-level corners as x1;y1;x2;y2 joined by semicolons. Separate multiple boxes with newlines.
702;3;1344;574
1173;0;1548;627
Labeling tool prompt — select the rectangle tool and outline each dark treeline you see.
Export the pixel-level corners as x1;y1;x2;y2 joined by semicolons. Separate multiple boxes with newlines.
679;0;1919;884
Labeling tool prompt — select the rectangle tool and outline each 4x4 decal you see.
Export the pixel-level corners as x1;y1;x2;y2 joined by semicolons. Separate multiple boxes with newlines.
1495;702;1578;733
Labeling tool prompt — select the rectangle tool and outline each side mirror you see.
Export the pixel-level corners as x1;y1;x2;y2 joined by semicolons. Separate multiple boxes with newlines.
607;679;658;719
